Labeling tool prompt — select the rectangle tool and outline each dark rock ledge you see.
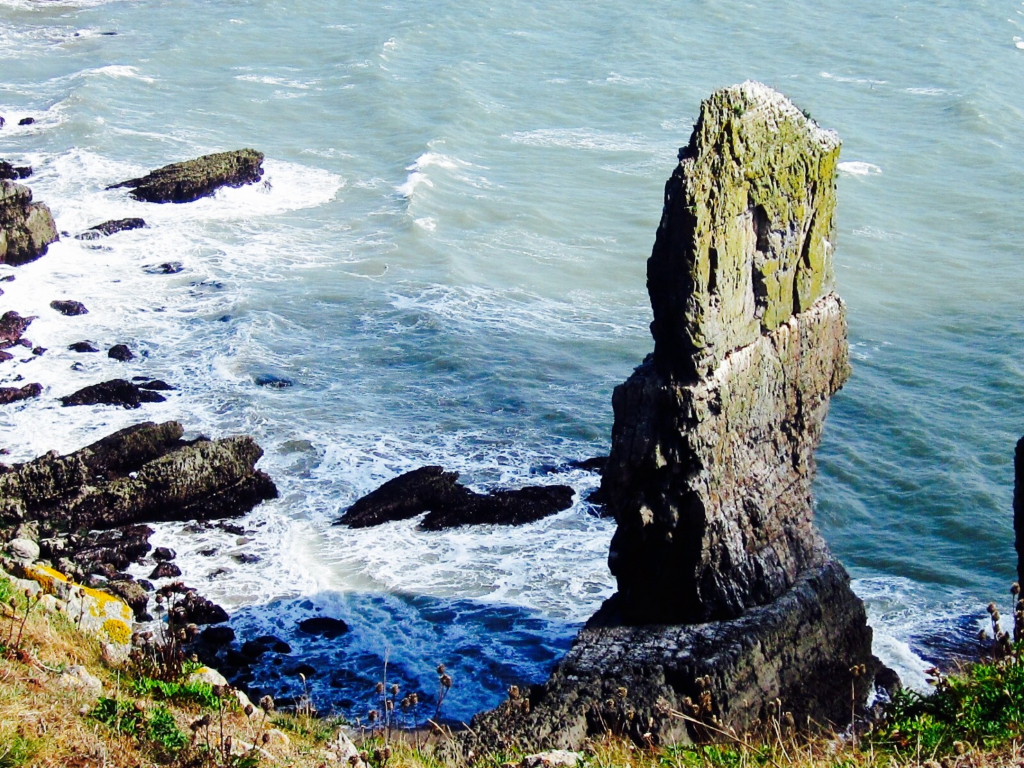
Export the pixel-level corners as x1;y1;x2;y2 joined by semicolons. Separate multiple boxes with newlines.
0;421;277;621
335;465;575;530
107;149;265;204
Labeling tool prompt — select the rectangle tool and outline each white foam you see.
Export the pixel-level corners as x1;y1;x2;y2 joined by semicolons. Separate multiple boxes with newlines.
838;161;882;176
820;71;888;85
87;64;155;83
505;128;656;153
395;151;476;199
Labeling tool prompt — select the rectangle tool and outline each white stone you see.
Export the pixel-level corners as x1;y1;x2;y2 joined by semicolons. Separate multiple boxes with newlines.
59;665;102;697
6;538;39;564
521;751;582;768
265;728;290;749
187;666;228;687
101;642;130;667
334;731;364;767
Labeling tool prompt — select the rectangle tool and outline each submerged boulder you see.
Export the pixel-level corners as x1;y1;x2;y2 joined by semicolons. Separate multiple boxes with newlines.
107;149;264;204
75;217;147;240
0;180;59;266
337;466;574;530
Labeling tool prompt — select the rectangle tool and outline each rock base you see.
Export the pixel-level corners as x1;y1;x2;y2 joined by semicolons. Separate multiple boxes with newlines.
456;561;888;755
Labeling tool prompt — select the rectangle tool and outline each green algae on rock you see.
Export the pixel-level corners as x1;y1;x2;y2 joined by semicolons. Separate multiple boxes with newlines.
107;149;265;204
648;81;841;383
0;180;59;265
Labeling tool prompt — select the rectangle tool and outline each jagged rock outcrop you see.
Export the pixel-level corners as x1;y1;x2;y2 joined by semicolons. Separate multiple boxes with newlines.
0;180;59;265
0;421;277;531
335;465;575;529
456;82;887;755
107;149;264;203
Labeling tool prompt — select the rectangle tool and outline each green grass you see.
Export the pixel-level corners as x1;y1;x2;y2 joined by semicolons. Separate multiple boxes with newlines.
0;735;39;768
873;645;1024;755
128;675;222;710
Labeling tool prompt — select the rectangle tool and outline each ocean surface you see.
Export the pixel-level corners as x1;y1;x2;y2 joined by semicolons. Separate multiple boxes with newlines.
1;0;1023;722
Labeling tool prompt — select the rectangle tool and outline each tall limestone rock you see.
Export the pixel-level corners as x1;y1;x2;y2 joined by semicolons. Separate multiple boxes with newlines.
0;180;59;265
602;81;847;623
454;82;890;756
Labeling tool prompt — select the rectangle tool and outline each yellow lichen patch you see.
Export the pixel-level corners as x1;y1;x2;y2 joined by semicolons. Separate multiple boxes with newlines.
24;563;69;595
101;618;131;645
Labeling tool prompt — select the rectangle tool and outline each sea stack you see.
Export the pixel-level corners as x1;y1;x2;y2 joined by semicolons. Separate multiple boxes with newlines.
458;82;890;753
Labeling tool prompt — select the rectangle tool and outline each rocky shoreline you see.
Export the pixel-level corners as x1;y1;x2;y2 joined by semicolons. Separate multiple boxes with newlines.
0;147;301;701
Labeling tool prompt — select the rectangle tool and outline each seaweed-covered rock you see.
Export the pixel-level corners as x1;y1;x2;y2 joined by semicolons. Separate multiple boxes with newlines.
337;466;574;529
107;149;264;204
0;181;59;266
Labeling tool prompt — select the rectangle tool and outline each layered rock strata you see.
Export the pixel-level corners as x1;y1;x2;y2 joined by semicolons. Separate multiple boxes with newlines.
457;82;886;755
0;180;59;265
0;420;277;532
108;149;264;203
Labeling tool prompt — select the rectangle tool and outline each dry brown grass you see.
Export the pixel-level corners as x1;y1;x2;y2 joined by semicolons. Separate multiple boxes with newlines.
1;588;1023;768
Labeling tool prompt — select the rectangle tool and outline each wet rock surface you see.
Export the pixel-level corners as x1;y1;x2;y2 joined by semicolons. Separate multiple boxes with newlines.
60;378;166;408
107;344;135;361
0;162;32;181
0;382;42;404
0;180;59;266
337;465;574;529
74;217;147;239
107;149;264;204
50;299;88;316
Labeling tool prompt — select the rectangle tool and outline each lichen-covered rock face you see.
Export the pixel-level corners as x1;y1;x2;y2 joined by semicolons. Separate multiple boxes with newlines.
648;81;841;383
107;149;264;204
0;180;59;266
600;82;849;624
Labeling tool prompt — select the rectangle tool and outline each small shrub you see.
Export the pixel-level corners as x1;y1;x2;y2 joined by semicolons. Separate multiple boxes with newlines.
147;706;188;752
128;676;221;710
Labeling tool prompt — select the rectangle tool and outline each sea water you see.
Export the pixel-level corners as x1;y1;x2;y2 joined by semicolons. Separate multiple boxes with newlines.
1;0;1022;721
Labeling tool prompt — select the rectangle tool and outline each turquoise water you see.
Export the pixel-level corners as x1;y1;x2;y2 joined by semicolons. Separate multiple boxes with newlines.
1;0;1023;719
